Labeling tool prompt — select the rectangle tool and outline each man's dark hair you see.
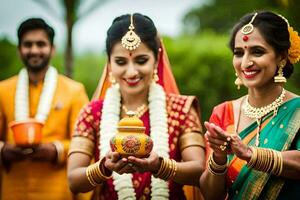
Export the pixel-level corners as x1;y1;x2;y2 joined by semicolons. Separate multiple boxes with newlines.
17;18;55;45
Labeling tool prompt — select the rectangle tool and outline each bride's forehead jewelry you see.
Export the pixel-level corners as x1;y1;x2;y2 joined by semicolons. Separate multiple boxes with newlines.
121;14;141;51
241;12;258;41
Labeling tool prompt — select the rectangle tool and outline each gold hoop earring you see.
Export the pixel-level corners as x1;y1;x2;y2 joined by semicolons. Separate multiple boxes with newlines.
109;72;116;84
153;69;159;82
274;61;287;83
234;73;243;90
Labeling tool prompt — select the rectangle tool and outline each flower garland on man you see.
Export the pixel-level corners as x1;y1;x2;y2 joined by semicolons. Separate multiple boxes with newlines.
0;18;88;200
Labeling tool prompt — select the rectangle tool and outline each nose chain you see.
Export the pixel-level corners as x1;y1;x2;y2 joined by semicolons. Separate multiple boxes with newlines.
122;104;148;118
243;88;286;146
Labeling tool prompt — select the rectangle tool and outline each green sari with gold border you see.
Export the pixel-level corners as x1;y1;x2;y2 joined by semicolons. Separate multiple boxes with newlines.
210;97;300;200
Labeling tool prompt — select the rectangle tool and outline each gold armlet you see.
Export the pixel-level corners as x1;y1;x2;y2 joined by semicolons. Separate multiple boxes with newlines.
68;137;94;158
52;141;65;165
246;147;283;176
86;157;112;187
153;157;178;181
179;132;205;152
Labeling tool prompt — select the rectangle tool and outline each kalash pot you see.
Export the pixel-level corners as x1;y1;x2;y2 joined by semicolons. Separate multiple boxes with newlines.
110;111;153;157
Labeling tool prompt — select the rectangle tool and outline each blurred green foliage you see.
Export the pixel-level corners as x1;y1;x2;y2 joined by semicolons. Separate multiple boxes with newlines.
163;32;240;121
0;38;22;80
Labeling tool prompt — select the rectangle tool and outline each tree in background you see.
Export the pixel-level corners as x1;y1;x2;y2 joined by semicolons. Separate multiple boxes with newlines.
183;0;300;34
0;38;22;80
33;0;109;77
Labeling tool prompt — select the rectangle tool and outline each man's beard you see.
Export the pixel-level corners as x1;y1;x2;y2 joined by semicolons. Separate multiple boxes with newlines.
22;54;51;73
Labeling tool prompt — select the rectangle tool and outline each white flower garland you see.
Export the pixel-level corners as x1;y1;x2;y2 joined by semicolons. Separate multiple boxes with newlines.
99;82;169;199
15;66;58;122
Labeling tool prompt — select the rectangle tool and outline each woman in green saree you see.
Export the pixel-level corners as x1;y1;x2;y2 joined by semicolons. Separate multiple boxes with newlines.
200;11;300;200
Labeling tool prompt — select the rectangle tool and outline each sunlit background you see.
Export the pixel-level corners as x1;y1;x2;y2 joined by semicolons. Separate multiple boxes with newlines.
1;0;299;121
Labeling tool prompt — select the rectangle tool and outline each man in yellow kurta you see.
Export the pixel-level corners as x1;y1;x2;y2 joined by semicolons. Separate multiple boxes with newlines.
0;18;89;200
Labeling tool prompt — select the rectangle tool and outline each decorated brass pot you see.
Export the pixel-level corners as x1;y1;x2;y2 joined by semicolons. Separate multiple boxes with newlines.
110;111;153;157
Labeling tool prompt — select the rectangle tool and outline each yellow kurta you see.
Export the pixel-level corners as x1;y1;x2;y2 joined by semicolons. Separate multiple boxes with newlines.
0;74;89;200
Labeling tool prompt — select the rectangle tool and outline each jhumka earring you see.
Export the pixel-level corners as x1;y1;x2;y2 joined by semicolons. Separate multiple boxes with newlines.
109;72;116;84
153;69;159;82
234;73;243;90
274;61;287;83
121;14;141;51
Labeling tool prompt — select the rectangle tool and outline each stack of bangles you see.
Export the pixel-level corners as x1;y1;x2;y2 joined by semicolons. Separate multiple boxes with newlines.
247;147;283;176
207;154;228;176
86;157;112;187
153;157;178;181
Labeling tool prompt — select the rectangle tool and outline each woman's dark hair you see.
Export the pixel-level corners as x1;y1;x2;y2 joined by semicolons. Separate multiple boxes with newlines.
229;11;293;78
17;18;55;45
106;13;160;60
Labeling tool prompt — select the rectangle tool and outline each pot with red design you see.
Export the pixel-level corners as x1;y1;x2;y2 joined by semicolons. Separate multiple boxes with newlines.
110;111;153;157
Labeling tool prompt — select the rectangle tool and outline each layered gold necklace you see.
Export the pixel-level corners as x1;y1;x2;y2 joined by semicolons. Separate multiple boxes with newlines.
243;88;286;146
122;104;148;118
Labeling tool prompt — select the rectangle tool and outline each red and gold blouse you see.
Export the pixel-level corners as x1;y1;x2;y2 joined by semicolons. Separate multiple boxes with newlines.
73;94;202;200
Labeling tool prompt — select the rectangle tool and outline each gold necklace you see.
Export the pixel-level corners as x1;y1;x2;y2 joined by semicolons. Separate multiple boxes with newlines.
243;88;286;146
122;104;148;118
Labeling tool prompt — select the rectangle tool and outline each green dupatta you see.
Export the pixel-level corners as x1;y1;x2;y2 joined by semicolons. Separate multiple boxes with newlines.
229;97;300;200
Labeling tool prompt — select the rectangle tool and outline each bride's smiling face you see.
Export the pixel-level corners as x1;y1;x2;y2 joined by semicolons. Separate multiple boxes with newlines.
109;42;157;96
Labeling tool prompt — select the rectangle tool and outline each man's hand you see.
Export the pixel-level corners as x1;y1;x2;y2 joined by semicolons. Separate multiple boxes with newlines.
29;143;57;163
2;143;27;166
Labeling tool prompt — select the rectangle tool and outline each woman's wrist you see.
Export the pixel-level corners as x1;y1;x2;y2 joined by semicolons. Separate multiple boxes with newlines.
212;152;227;165
152;157;163;174
242;146;253;162
101;157;112;176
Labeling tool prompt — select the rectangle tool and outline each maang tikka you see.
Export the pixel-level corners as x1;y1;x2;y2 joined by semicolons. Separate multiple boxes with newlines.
121;14;141;51
241;13;258;35
234;13;258;89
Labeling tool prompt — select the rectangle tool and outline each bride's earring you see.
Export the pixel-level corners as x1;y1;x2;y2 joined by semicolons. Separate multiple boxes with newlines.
109;72;116;84
153;69;159;82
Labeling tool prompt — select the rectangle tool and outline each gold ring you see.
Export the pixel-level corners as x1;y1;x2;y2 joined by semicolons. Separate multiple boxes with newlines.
219;145;226;151
223;141;228;146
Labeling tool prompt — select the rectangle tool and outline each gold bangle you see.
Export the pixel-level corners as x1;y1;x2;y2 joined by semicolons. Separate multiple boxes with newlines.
207;161;227;176
247;147;258;168
169;159;177;180
53;141;65;165
208;154;227;171
86;165;98;187
99;157;112;179
86;157;112;187
247;147;283;176
153;157;164;177
0;141;4;166
153;157;177;181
